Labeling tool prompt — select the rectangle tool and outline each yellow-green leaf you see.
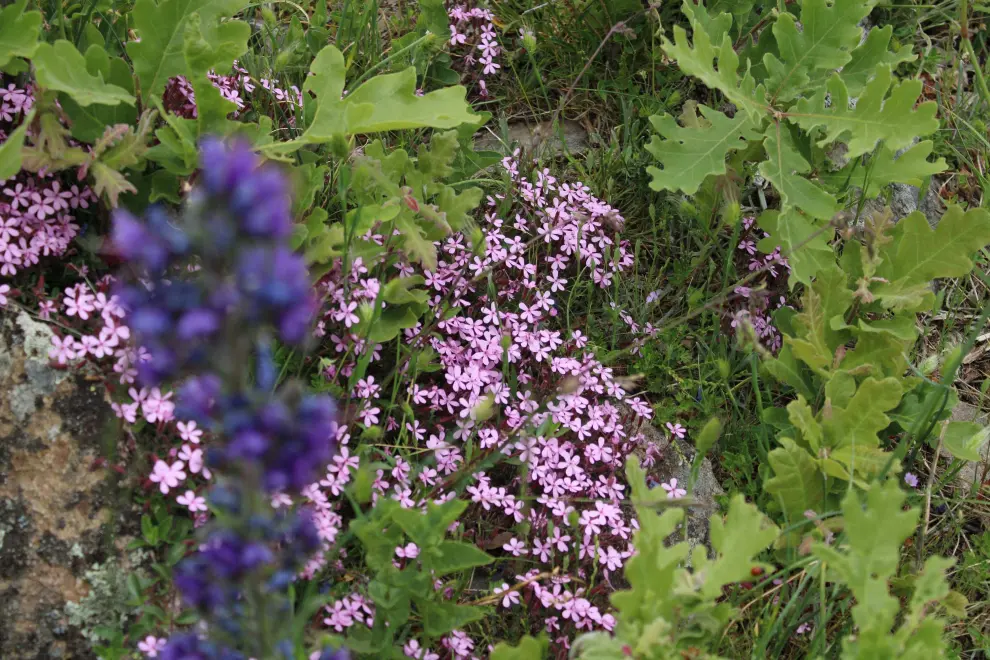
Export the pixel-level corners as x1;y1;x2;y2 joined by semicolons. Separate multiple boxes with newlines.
33;40;135;107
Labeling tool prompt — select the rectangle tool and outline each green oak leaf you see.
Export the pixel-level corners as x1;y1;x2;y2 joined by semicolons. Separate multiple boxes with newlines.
792;66;939;160
182;14;250;136
698;494;780;599
127;0;250;103
0;0;42;69
765;437;825;519
661;2;766;121
786;265;853;372
33;40;135;107
645;104;761;194
841;25;916;95
265;45;478;155
814;481;949;657
60;45;138;142
768;0;875;99
876;206;990;287
820;141;946;199
822;376;903;450
759;124;840;220
757;208;836;286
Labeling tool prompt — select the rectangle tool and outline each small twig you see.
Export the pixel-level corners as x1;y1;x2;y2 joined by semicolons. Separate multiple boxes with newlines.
916;423;946;570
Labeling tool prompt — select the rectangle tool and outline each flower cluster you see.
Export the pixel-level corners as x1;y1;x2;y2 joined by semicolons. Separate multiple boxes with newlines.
293;148;691;655
112;139;341;659
729;215;790;352
448;3;501;97
163;63;302;120
0;78;93;288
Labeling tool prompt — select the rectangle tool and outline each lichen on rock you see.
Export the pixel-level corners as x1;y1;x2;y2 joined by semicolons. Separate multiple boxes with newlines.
0;311;118;659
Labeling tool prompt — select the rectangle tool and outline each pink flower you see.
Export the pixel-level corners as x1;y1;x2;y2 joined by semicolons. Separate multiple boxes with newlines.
502;537;527;556
0;283;9;307
138;635;166;657
666;422;686;439
177;420;203;443
149;460;186;494
176;490;207;512
449;25;467;45
396;542;420;559
494;583;521;608
48;334;79;365
661;478;687;499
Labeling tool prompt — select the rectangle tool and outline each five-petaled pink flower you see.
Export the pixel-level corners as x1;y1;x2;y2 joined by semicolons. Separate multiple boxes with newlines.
502;537;527;556
666;422;686;439
149;460;187;494
494;583;521;608
661;478;687;499
138;635;166;657
176;490;208;512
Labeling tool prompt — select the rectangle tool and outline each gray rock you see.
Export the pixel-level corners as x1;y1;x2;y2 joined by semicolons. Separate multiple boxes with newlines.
0;312;115;659
474;119;591;158
623;409;724;554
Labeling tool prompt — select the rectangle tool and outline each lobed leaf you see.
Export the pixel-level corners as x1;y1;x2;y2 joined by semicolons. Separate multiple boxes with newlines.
127;0;250;103
0;0;42;69
791;66;939;160
645;104;761;194
33;40;135;107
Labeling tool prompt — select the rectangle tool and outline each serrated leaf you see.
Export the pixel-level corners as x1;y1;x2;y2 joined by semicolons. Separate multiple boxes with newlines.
395;215;438;270
787;396;823;452
645;104;760;194
758;208;836;285
701;494;780;598
841;25;916;95
265;45;477;155
0;0;42;69
61;46;138;142
759;124;840;220
127;0;250;103
820;141;946;198
182;14;250;135
792;66;939;160
942;421;989;463
876;206;990;288
33;40;135;107
765;437;825;519
786;265;853;372
823;376;903;450
662;2;766;121
90;161;138;207
768;0;874;99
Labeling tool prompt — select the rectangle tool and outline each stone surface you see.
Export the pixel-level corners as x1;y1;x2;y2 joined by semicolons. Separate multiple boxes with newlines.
947;402;990;491
0;311;116;659
474;119;591;158
624;409;724;553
